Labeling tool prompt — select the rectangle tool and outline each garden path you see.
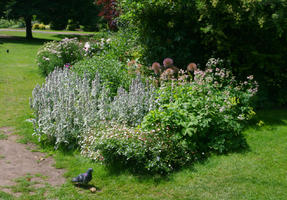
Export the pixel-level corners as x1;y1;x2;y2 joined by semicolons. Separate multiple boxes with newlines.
0;126;66;195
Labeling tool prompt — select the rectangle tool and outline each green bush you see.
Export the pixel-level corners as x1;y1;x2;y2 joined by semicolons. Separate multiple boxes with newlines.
80;58;258;174
72;54;131;97
33;23;46;30
0;18;25;28
66;19;80;31
36;38;84;76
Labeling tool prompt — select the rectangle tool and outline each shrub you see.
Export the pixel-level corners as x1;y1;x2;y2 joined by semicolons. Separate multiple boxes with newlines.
0;18;25;28
33;23;46;30
72;54;130;97
36;38;85;76
80;58;258;174
80;123;164;173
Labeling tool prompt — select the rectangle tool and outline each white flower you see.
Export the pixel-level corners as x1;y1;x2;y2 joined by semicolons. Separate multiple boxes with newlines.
84;42;90;50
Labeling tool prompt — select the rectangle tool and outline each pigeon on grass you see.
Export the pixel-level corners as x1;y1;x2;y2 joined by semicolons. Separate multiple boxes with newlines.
72;168;93;185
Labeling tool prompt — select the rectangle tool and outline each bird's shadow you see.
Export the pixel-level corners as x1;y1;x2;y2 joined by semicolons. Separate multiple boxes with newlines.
73;183;101;191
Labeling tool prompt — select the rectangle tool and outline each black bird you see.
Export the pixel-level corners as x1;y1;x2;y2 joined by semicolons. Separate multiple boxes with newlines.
72;168;93;185
6;49;9;53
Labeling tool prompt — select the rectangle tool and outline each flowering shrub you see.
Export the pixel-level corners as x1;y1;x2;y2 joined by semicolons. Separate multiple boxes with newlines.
37;38;85;76
83;38;112;57
80;58;258;174
80;123;173;173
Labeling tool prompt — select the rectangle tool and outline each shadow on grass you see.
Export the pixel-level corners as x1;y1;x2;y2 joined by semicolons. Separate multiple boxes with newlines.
73;183;100;191
0;35;53;46
248;108;287;128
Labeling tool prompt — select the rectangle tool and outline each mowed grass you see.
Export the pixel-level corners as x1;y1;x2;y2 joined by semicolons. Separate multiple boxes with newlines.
0;30;287;200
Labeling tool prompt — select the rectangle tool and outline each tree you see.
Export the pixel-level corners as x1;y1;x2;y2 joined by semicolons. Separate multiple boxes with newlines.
3;0;101;39
96;0;119;30
5;0;43;39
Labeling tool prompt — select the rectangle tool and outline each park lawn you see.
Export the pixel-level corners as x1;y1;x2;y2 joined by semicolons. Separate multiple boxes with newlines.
0;30;287;200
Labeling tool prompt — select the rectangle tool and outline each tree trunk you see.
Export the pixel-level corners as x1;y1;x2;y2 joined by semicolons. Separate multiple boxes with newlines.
25;16;33;39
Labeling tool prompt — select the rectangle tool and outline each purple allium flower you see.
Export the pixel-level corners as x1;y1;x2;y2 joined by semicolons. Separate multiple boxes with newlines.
187;63;197;72
151;62;161;74
163;58;173;67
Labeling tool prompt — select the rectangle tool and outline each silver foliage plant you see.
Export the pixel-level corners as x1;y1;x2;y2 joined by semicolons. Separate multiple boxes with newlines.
110;77;156;126
30;68;101;148
30;68;156;149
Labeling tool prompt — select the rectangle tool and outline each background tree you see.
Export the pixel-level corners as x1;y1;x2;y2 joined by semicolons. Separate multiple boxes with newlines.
3;0;101;38
96;0;119;30
39;0;101;31
5;0;42;39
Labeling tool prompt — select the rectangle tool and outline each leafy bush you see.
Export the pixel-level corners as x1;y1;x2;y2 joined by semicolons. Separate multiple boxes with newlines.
81;58;258;174
33;23;46;30
36;38;85;76
0;18;25;28
72;54;130;97
80;123;165;173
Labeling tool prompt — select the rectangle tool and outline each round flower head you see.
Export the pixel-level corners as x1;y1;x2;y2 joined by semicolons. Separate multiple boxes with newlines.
160;68;175;80
163;58;174;68
151;62;161;74
187;63;197;72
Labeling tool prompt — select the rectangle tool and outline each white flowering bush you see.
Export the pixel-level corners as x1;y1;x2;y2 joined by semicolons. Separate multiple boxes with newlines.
83;38;112;57
80;122;171;173
37;38;85;76
30;68;103;148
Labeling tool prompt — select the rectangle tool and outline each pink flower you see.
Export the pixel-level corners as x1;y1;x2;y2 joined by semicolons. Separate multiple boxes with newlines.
163;58;173;67
247;75;254;80
187;63;197;72
151;62;161;74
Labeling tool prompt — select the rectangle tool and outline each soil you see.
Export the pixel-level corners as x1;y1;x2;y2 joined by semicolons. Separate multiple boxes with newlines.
0;127;66;192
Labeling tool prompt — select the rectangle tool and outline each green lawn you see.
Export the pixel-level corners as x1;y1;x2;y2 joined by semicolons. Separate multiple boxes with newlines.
0;30;287;200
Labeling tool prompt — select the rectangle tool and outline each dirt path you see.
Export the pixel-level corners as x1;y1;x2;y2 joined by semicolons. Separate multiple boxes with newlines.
0;127;66;194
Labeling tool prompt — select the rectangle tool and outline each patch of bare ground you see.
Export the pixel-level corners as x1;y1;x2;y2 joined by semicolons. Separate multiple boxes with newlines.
0;126;66;195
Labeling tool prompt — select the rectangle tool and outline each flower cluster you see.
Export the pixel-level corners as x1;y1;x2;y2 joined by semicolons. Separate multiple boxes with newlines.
36;38;84;76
